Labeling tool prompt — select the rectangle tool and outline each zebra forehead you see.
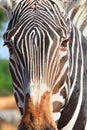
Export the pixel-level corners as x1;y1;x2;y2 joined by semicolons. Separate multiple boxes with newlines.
4;0;70;40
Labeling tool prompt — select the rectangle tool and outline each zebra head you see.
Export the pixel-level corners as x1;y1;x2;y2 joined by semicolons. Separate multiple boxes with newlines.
3;0;70;130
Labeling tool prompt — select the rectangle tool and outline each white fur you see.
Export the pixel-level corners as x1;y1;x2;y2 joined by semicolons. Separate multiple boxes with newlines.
29;82;50;104
53;112;61;121
85;122;87;130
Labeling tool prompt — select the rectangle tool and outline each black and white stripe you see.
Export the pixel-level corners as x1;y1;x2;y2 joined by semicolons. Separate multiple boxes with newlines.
67;2;87;39
60;0;87;39
3;0;87;130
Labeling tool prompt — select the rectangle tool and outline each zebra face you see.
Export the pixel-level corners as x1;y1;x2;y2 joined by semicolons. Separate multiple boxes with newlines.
3;0;70;129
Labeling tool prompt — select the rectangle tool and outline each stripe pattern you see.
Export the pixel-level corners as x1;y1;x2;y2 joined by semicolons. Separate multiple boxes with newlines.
60;0;87;39
67;1;87;39
3;0;87;130
58;21;87;130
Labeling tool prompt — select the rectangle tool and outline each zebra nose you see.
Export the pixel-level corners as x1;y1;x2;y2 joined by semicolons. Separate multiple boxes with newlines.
18;125;58;130
18;127;57;130
45;126;58;130
46;128;56;130
18;126;29;130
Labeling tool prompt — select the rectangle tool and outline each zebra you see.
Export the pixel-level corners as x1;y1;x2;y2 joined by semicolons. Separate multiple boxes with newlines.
2;0;87;130
59;0;86;12
59;0;87;39
67;1;87;39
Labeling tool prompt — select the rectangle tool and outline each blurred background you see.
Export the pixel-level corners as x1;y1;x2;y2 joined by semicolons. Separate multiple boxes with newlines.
0;8;21;130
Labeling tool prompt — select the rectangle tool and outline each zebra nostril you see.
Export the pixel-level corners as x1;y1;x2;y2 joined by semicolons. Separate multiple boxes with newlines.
18;125;29;130
18;127;28;130
46;128;56;130
45;127;57;130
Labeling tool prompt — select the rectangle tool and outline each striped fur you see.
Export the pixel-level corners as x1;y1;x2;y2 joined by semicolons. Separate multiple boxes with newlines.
60;0;86;12
67;2;87;39
60;0;87;39
3;0;87;130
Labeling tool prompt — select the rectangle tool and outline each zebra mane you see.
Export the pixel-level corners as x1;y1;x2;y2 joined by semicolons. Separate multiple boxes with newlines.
61;0;87;12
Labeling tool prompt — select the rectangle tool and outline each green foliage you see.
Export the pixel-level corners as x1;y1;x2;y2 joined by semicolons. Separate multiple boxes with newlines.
0;59;13;96
0;8;7;21
0;8;7;29
0;9;12;95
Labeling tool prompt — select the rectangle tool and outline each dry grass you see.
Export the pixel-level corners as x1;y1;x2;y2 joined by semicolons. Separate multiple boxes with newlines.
0;121;18;130
0;96;17;109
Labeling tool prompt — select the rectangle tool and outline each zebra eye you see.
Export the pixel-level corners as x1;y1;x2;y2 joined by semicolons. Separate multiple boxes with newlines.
61;39;69;47
3;42;14;54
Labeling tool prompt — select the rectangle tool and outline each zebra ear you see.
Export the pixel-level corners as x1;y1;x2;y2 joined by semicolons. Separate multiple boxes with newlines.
0;0;12;11
0;0;18;18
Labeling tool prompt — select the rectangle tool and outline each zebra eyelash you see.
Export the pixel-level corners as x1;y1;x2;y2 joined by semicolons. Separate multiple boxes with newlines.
3;42;14;55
